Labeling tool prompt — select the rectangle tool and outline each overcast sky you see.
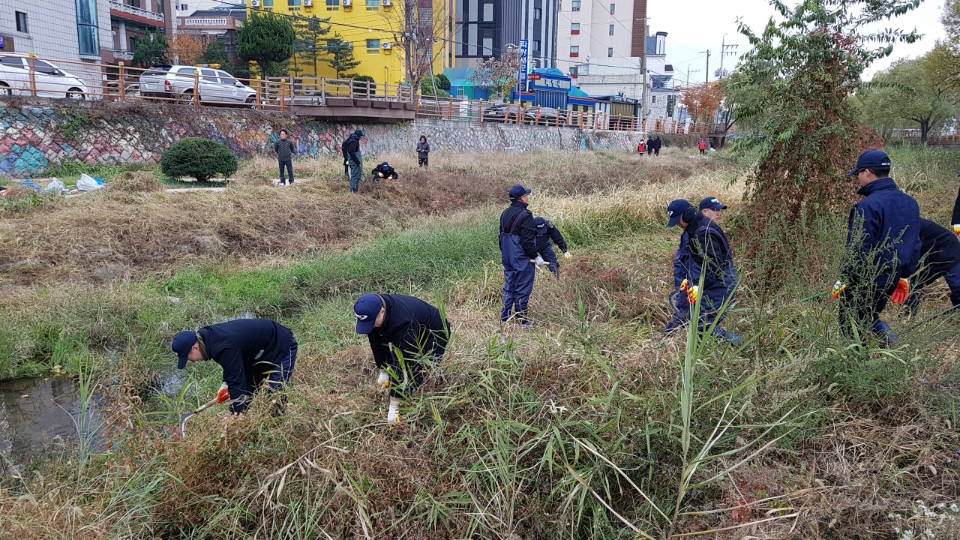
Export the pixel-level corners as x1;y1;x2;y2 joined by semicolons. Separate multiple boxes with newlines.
648;0;947;85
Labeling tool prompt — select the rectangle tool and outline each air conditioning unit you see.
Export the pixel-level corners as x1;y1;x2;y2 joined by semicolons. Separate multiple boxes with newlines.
251;0;260;6
304;0;312;5
382;42;392;50
382;0;392;5
342;0;351;6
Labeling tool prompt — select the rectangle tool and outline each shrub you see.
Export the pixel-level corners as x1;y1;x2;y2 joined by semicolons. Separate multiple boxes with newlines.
160;137;238;182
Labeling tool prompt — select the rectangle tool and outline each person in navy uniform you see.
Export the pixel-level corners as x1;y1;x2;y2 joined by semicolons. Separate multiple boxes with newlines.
172;319;298;414
499;184;539;327
665;199;694;333
834;150;921;345
533;217;571;277
354;293;451;424
903;218;960;313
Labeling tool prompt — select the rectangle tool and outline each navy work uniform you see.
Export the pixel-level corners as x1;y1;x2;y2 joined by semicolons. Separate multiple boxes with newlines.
173;319;298;414
682;209;742;344
342;129;365;193
905;218;960;312
500;184;538;325
533;217;569;277
665;199;693;332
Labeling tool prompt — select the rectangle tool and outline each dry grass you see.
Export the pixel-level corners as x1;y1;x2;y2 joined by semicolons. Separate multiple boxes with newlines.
106;171;162;193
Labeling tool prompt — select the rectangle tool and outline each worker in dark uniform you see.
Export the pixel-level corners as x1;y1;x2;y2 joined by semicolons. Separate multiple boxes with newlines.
172;319;298;414
834;150;920;346
371;161;399;181
678;205;742;344
953;183;960;237
533;217;571;277
499;184;539;327
342;129;365;193
354;293;451;424
665;199;694;333
904;218;960;313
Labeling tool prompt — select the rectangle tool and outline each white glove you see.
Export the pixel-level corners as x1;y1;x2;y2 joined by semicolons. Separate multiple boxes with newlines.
376;370;389;388
387;397;401;424
564;251;572;259
533;255;546;266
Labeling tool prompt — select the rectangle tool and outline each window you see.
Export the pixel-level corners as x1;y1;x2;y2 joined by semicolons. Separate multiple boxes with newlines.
262;0;273;6
533;40;540;52
15;11;27;33
609;24;614;36
326;0;338;8
176;66;199;77
366;0;378;9
200;68;218;83
0;57;24;69
571;23;580;35
571;0;580;11
34;60;58;74
483;2;493;21
607;47;613;57
534;7;541;19
609;3;615;14
569;66;578;78
570;45;579;58
76;0;100;54
288;0;301;6
652;95;657;103
481;28;493;56
366;39;380;53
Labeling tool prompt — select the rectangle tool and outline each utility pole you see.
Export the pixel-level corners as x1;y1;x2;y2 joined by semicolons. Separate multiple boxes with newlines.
637;16;650;126
685;65;700;88
701;49;711;84
718;34;738;80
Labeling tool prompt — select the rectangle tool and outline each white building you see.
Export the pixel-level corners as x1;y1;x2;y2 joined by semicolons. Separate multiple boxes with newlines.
0;0;113;91
555;0;646;78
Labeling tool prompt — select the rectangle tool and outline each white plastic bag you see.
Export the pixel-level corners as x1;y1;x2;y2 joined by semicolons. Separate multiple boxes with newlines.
77;173;104;192
44;178;67;194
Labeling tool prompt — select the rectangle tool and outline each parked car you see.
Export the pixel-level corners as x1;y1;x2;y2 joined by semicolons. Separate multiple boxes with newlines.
524;106;562;125
482;103;524;122
0;53;89;99
139;65;257;106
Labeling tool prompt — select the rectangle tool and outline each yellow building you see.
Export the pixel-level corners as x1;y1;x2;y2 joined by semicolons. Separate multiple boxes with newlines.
248;0;455;86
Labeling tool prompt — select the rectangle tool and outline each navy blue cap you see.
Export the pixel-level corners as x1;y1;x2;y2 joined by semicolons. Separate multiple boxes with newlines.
172;331;198;369
847;150;891;176
354;293;383;335
509;184;532;200
355;129;366;137
666;199;693;227
699;197;728;211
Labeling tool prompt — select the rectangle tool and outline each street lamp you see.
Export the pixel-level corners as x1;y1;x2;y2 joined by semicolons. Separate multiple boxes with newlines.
635;17;651;127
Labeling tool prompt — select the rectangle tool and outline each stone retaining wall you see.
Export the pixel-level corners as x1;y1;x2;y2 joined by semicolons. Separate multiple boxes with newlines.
0;98;646;177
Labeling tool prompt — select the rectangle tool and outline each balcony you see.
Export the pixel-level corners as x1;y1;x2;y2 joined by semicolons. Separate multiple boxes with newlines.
110;1;165;26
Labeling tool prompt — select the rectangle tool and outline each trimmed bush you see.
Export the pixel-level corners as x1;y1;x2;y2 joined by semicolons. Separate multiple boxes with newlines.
160;137;238;182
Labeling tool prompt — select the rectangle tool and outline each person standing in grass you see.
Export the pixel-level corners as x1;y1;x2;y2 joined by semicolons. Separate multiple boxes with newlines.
533;216;571;277
833;150;920;346
273;129;296;187
646;136;655;156
699;139;708;155
665;199;694;333
354;293;451;425
653;135;663;156
698;196;728;222
416;135;431;168
172;319;298;414
342;129;365;193
500;184;540;327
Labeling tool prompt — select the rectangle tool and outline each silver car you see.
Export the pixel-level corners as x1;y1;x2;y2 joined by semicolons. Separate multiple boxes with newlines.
0;53;88;99
139;65;257;105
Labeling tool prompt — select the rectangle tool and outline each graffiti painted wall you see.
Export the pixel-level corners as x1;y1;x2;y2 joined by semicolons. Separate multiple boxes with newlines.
0;98;645;177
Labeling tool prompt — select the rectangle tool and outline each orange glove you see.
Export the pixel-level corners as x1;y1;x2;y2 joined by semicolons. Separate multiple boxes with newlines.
890;278;910;304
830;280;847;301
687;285;700;305
953;224;960;237
679;279;690;292
216;382;230;404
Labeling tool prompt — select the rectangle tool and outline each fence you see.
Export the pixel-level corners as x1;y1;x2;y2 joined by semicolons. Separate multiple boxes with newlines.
0;55;412;112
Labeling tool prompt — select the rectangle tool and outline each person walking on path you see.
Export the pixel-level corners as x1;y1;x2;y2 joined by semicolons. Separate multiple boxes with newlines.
903;218;960;313
500;184;540;327
833;150;921;346
533;217;571;277
354;293;451;424
638;140;647;155
698;139;708;155
416;135;431;168
342;129;366;193
646;136;655;156
653;136;663;156
274;129;296;186
172;319;298;415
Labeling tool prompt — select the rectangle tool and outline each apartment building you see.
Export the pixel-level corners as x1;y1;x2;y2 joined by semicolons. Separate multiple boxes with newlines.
107;0;174;63
556;0;646;78
454;0;557;69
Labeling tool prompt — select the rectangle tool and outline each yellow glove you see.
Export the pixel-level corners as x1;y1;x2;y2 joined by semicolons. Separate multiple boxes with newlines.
953;224;960;237
687;285;700;305
679;279;690;293
890;278;910;304
216;382;230;404
830;280;847;301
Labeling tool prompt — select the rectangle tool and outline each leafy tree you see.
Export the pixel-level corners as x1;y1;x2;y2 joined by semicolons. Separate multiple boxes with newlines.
169;34;205;66
728;0;921;255
323;34;360;78
681;82;724;124
131;31;169;67
470;49;520;99
436;73;451;92
199;41;230;68
161;138;238;182
380;0;453;88
420;75;450;97
858;58;958;143
291;15;331;77
237;11;296;78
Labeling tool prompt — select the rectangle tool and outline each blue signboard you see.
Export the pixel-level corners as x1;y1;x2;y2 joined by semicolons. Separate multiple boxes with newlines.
0;36;5;49
518;39;529;91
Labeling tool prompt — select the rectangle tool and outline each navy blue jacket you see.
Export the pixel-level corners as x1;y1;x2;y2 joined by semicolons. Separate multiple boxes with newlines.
198;319;296;413
844;178;921;289
682;213;738;308
535;219;568;253
368;294;450;368
673;231;691;291
918;218;960;277
500;202;538;258
953;186;960;226
341;134;361;163
371;162;398;179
